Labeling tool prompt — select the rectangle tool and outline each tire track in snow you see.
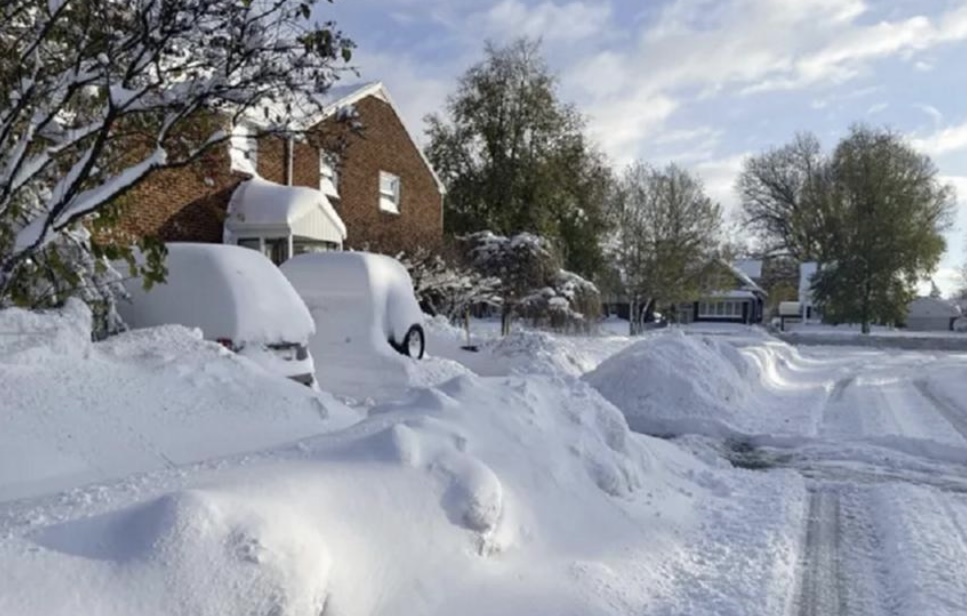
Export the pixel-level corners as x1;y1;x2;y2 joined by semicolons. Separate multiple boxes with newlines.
934;490;967;555
796;486;847;616
913;379;967;439
829;376;855;403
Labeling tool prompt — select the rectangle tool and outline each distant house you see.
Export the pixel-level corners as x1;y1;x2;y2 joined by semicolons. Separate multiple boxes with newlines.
682;259;768;324
904;297;962;331
110;81;446;264
798;261;821;322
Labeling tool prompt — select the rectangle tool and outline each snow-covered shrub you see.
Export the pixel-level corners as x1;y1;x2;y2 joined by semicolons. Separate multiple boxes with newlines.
518;270;601;333
461;231;601;334
396;247;501;320
2;222;127;340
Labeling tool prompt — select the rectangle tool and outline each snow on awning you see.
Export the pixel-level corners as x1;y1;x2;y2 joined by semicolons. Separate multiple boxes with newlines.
225;177;346;245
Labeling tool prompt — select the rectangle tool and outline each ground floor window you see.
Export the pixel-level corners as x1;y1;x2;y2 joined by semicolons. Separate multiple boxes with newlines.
698;300;745;319
294;239;340;255
234;237;288;264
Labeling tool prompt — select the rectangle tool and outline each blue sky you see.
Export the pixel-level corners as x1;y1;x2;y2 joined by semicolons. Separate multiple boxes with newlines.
319;0;966;294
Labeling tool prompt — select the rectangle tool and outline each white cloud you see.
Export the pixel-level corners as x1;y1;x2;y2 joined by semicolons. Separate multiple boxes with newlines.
911;122;967;158
477;0;612;43
918;266;962;298
914;103;944;128
914;59;935;71
692;153;749;218
347;50;455;146
867;102;888;115
587;92;679;166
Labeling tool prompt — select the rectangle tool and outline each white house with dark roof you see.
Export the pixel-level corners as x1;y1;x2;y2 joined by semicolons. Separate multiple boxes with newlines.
686;259;768;324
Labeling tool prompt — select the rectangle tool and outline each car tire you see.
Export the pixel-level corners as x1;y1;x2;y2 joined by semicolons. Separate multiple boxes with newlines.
398;324;425;360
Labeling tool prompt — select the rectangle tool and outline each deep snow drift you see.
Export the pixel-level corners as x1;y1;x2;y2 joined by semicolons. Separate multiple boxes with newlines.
0;300;357;502
584;330;840;438
0;306;807;616
2;305;964;616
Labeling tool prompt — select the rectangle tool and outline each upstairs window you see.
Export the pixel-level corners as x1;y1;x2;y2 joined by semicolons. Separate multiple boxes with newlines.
229;124;258;175
379;171;400;214
319;150;340;199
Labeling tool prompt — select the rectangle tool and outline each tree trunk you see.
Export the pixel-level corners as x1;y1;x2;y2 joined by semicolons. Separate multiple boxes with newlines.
629;296;638;336
861;279;871;334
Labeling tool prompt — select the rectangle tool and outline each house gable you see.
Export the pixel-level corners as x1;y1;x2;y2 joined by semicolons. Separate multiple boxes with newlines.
306;92;445;255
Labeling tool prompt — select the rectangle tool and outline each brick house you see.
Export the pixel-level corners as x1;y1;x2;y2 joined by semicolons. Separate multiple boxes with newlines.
112;81;445;263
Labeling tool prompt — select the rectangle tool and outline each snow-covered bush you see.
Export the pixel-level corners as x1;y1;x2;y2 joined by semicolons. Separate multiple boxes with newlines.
396;247;501;320
0;0;353;321
461;231;601;334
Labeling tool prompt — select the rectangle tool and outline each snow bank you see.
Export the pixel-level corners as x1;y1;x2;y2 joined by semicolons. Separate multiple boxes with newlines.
0;352;807;616
423;315;636;379
0;301;356;502
585;331;833;438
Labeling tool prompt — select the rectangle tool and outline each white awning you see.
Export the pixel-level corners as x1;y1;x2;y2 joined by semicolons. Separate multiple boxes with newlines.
225;177;346;245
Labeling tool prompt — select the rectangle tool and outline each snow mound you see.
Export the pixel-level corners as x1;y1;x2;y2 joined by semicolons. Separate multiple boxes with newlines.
33;490;331;616
584;331;831;439
0;302;356;502
0;299;92;364
585;332;754;438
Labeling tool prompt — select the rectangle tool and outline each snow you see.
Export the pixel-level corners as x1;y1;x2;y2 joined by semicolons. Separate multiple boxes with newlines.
584;330;831;438
117;243;314;346
0;300;356;502
1;301;964;615
734;258;763;280
280;252;428;398
226;176;346;241
0;312;805;614
908;295;961;317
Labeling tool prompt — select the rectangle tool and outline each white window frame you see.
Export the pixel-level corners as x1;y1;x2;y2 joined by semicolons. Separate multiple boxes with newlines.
319;150;339;196
379;171;400;214
698;300;744;319
229;123;258;174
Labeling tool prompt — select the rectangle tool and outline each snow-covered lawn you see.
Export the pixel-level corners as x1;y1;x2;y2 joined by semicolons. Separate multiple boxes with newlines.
1;306;964;615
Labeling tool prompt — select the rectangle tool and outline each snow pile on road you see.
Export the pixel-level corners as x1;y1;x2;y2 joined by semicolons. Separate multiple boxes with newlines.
0;300;357;501
0;364;807;616
424;315;635;378
585;331;832;438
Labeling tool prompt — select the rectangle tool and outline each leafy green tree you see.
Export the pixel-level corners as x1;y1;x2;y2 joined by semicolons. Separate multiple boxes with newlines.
424;38;610;279
607;163;725;333
812;125;955;333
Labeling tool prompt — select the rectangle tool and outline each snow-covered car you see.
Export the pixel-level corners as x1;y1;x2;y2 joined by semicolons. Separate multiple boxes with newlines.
116;243;316;386
279;251;426;360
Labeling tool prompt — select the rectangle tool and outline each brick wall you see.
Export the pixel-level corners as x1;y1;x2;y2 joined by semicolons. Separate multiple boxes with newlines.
109;94;444;256
311;95;444;255
107;145;240;245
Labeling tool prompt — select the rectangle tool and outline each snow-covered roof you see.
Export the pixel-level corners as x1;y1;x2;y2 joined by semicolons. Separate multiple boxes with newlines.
733;259;762;280
908;296;961;318
225;177;346;245
707;289;759;300
721;260;765;295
